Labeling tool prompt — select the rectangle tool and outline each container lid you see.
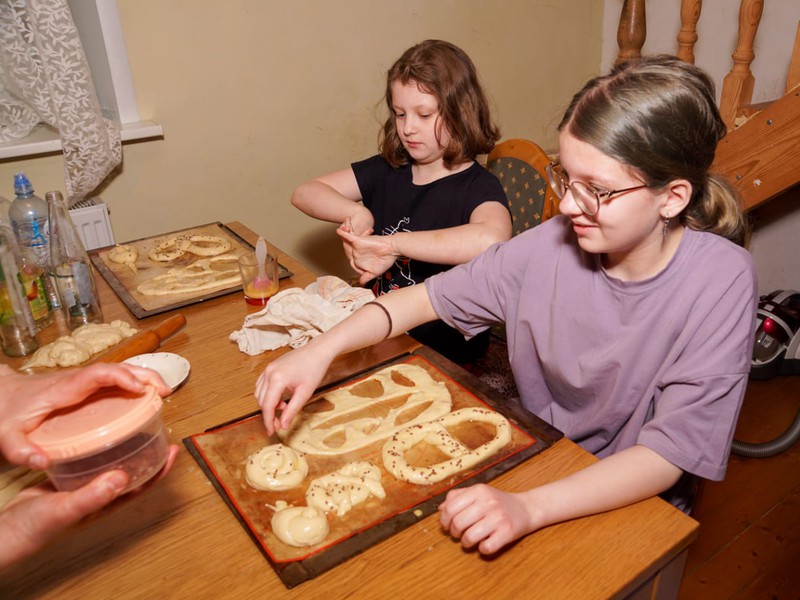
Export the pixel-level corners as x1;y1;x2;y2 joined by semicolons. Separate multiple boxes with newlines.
28;385;163;460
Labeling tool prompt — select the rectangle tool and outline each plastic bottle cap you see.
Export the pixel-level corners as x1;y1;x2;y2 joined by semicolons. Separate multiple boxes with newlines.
13;173;33;196
28;385;163;460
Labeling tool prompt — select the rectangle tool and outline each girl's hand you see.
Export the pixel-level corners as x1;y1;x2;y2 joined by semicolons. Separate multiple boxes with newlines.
337;228;397;285
438;483;537;555
342;208;374;238
254;344;332;435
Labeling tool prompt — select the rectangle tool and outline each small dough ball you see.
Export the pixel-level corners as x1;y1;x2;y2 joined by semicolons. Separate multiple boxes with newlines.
271;501;329;547
245;444;308;491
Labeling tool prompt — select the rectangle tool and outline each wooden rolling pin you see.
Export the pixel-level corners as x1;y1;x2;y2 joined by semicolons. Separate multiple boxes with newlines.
88;313;187;364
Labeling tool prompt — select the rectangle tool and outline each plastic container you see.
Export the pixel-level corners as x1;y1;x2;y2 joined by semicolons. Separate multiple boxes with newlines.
28;385;168;493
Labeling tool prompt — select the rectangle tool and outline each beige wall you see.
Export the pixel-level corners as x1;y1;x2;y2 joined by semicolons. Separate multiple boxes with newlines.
0;0;604;278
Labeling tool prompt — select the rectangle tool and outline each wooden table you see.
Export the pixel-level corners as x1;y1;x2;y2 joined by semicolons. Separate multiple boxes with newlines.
0;222;698;599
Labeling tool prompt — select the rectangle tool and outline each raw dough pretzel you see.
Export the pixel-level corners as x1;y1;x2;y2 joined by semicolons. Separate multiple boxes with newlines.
107;244;139;273
271;500;329;547
177;234;232;257
245;444;308;491
136;256;240;296
305;461;385;517
147;237;187;262
278;363;452;456
382;407;512;485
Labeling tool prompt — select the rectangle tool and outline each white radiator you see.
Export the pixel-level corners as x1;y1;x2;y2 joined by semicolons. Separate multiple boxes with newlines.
69;197;115;250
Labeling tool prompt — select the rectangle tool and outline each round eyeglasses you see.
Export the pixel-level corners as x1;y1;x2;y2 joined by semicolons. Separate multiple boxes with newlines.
545;162;650;216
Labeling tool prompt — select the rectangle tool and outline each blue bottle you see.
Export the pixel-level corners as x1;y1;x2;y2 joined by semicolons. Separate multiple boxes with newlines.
9;173;60;320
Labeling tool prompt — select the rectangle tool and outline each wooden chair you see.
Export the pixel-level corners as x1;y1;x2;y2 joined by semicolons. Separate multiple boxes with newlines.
616;0;800;212
486;138;560;236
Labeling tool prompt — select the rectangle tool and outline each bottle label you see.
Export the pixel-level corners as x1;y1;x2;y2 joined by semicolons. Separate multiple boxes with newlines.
17;267;50;321
15;217;50;264
56;261;98;322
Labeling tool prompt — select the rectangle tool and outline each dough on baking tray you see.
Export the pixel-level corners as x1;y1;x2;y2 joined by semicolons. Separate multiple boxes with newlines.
147;234;232;262
22;320;138;369
382;407;512;485
136;255;240;296
278;363;452;456
245;444;308;491
271;500;329;547
305;461;385;517
107;244;139;274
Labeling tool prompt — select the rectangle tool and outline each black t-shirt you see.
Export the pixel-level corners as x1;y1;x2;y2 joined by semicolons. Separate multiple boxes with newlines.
352;155;506;296
351;155;507;363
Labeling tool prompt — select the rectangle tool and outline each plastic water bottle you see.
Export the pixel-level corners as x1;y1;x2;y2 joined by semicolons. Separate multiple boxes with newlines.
9;173;60;322
47;190;102;328
0;183;53;329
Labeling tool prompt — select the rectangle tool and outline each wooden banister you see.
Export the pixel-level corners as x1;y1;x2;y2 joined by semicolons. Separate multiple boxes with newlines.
719;0;764;131
616;0;646;66
676;0;703;63
787;21;800;93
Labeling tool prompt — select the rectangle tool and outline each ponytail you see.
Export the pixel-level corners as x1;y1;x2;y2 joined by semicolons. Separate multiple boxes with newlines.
683;174;749;247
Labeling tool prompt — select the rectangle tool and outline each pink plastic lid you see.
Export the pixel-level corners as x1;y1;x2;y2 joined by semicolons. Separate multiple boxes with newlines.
28;385;163;460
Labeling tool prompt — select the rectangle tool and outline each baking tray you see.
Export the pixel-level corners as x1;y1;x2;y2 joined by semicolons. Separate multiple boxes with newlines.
90;222;293;319
184;347;562;588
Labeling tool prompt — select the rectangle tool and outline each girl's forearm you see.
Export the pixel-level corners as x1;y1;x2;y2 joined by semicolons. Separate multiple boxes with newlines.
291;181;367;224
523;445;684;530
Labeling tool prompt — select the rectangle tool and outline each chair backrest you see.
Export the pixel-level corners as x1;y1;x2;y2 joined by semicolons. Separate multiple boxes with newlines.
487;138;559;237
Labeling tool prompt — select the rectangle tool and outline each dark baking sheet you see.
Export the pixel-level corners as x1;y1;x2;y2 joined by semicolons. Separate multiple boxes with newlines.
184;347;562;588
90;222;292;319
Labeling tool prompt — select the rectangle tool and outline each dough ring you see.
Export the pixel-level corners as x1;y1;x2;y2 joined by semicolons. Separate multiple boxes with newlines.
278;363;452;456
305;461;385;517
245;444;308;491
382;407;512;485
107;244;139;273
271;500;329;547
178;234;232;257
148;237;186;262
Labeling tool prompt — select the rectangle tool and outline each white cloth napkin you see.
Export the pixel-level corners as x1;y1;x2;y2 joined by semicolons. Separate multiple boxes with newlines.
229;276;375;355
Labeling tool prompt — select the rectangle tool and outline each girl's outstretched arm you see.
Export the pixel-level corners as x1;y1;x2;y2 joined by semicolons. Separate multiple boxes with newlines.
255;284;438;434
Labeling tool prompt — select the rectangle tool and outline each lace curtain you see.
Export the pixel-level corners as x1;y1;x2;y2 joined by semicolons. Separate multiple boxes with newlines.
0;0;121;205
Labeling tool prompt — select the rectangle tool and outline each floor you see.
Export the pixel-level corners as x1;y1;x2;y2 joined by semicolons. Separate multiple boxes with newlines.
678;374;800;599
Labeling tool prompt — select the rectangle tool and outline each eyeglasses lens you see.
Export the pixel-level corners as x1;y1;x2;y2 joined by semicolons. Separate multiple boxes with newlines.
546;165;598;216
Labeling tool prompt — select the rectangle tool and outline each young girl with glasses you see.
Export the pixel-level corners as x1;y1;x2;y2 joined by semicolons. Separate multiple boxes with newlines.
290;39;512;364
257;55;757;555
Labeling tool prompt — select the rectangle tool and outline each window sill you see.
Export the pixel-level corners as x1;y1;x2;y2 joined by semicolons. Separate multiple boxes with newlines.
0;120;163;160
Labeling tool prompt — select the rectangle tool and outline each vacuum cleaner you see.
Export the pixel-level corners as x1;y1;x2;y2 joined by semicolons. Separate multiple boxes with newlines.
732;290;800;458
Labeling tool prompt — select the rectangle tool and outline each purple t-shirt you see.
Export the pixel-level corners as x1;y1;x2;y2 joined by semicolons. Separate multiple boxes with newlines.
426;215;757;481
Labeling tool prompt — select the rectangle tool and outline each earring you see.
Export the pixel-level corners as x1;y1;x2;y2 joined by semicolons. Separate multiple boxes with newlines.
662;212;670;240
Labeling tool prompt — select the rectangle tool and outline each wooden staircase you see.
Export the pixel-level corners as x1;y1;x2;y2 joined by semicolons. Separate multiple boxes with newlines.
616;0;800;212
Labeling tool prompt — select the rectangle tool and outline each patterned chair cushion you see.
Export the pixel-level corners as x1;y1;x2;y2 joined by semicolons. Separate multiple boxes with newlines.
487;156;548;237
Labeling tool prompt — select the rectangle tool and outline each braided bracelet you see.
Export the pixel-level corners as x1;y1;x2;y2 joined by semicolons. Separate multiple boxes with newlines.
367;301;393;340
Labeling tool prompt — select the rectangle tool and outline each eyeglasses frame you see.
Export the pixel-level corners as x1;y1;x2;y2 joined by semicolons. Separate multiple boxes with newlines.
545;162;650;216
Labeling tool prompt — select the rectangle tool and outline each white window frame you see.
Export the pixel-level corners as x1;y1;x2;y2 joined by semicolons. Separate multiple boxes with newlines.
0;0;161;160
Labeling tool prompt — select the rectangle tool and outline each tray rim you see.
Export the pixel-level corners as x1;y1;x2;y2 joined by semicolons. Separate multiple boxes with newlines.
90;221;293;319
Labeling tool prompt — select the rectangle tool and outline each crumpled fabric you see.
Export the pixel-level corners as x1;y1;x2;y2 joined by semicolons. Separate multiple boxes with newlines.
229;276;375;355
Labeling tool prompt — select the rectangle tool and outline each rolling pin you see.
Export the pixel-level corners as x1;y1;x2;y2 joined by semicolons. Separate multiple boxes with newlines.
88;313;187;364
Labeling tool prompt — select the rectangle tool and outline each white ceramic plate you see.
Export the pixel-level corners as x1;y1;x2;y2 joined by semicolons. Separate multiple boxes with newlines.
123;352;190;390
